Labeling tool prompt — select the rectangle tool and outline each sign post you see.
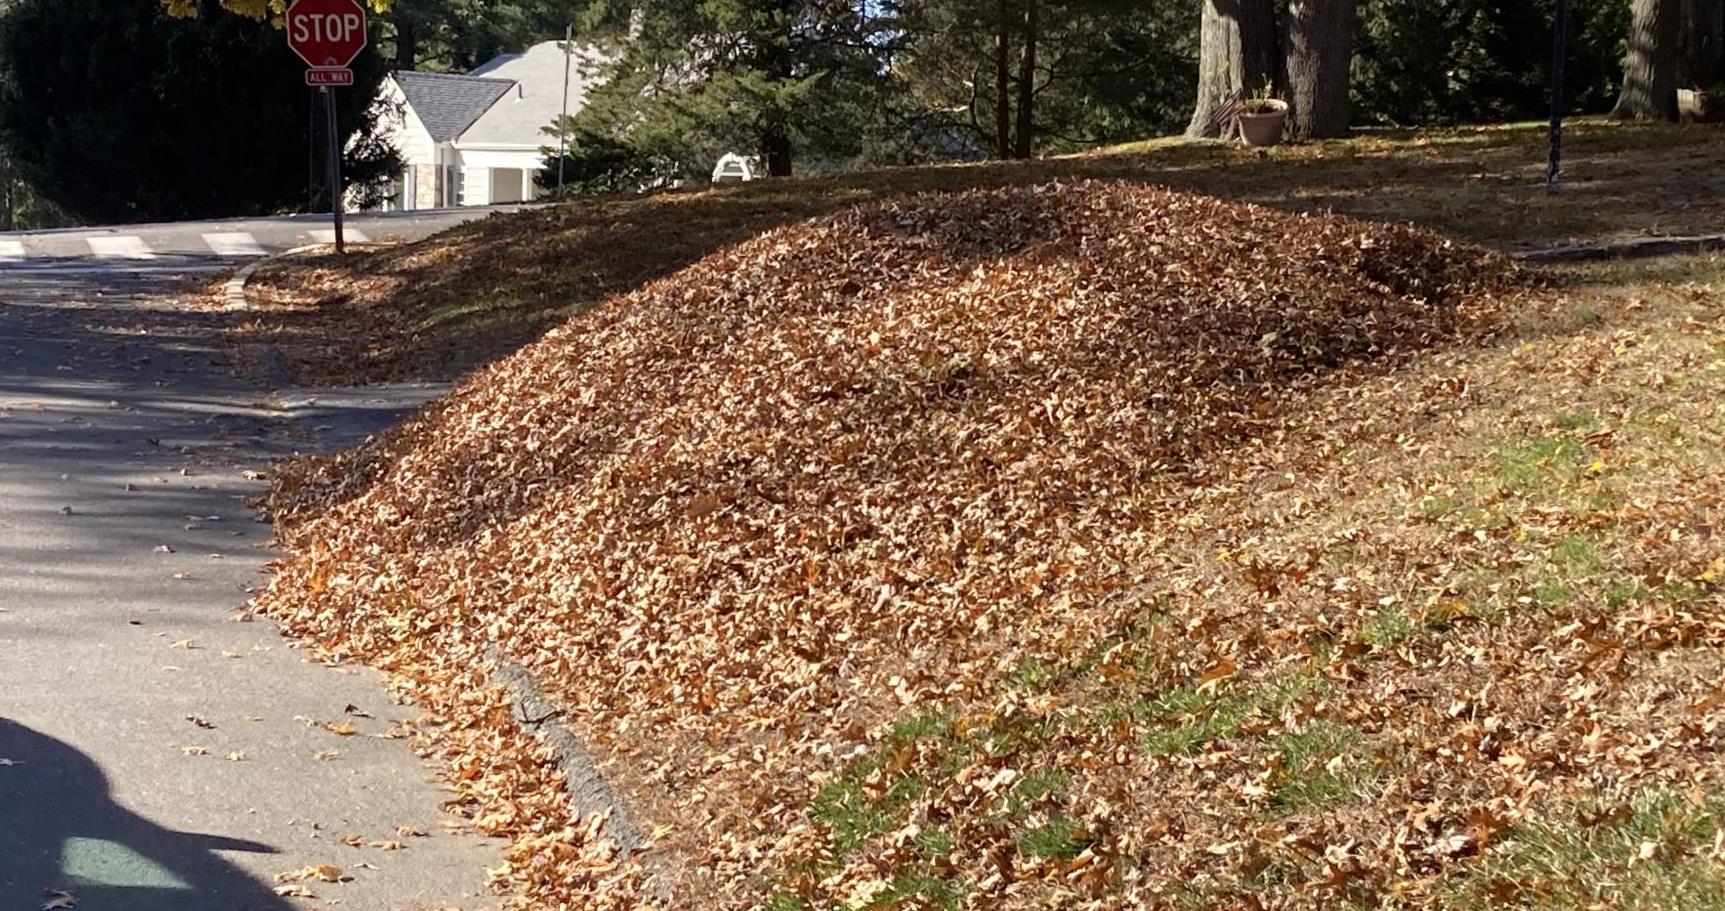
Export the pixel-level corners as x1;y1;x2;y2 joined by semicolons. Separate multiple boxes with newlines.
286;0;368;252
1547;0;1569;194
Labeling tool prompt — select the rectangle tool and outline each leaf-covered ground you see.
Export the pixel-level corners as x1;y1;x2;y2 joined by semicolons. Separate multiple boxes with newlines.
247;179;1725;909
231;119;1725;387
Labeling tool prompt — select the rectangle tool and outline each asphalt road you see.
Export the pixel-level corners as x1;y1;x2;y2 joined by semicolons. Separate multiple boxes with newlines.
0;205;527;271
0;247;489;908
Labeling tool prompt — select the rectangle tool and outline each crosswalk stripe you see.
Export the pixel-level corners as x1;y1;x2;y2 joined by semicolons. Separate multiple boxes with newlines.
308;228;369;245
86;236;155;260
0;240;24;263
203;232;265;257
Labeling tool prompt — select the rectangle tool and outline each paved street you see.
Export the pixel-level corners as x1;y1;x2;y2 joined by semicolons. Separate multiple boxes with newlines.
0;206;527;273
0;252;488;908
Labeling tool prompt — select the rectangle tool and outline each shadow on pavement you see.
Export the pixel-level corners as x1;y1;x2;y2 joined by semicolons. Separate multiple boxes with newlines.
0;718;293;911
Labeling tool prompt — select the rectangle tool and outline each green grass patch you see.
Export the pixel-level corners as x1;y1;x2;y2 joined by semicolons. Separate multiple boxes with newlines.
1360;607;1423;648
1492;434;1591;495
1125;673;1327;756
1269;722;1380;811
1015;816;1094;861
811;777;902;853
1444;789;1725;910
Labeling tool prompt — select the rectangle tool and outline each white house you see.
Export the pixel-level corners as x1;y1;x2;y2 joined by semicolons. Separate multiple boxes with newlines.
377;40;605;210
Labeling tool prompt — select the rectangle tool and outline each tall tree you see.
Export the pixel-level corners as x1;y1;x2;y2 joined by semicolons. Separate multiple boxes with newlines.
1014;0;1038;156
3;0;397;223
1186;0;1278;138
1284;0;1355;138
994;4;1013;156
1613;0;1681;118
1679;0;1724;88
378;0;575;72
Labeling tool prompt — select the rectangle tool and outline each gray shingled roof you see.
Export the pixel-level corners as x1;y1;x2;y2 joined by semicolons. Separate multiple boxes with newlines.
395;71;516;142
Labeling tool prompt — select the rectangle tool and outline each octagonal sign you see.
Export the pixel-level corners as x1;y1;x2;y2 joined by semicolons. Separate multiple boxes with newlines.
286;0;368;70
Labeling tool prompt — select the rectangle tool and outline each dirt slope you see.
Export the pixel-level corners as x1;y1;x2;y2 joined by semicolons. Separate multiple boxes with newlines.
257;180;1551;908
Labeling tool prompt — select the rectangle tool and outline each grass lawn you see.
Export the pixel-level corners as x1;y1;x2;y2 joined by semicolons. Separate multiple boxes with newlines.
238;121;1725;909
711;249;1725;910
235;118;1725;386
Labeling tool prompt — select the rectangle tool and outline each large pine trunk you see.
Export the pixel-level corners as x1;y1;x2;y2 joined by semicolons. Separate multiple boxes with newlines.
1679;0;1724;88
995;3;1012;158
391;11;418;71
761;126;794;177
1014;0;1037;158
1613;0;1681;120
1284;0;1355;139
1185;0;1280;139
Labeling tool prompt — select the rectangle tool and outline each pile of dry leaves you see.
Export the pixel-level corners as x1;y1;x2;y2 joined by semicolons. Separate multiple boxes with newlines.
255;181;1589;909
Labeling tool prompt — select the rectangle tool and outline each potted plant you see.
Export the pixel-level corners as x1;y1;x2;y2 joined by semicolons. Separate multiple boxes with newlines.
1237;81;1288;147
1679;83;1725;123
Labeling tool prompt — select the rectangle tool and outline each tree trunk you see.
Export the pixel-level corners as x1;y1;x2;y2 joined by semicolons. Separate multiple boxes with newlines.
1014;0;1037;158
761;125;794;177
1679;0;1724;88
1186;0;1280;139
1285;0;1355;139
1613;0;1681;119
391;10;418;70
994;4;1012;158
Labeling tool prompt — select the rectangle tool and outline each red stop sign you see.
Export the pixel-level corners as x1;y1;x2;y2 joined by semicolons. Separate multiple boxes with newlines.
286;0;368;69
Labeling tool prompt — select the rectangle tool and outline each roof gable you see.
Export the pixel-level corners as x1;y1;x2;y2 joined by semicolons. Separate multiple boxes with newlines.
457;41;606;149
394;71;516;142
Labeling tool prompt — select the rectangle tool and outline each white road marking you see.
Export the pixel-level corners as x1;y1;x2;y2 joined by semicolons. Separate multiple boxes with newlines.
86;236;155;260
202;232;265;257
308;228;369;244
0;240;24;263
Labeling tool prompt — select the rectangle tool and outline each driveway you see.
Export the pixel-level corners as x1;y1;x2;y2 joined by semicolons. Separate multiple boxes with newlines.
0;255;490;909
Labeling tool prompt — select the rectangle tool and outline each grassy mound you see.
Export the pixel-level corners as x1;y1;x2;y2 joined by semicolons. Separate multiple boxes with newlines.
234;121;1725;388
260;181;1536;908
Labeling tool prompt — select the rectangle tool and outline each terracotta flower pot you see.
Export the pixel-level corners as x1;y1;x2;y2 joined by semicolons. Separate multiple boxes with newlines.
1238;99;1288;147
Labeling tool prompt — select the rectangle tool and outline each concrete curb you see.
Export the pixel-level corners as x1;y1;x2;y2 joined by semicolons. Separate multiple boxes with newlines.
222;242;324;311
485;646;675;900
1516;233;1725;264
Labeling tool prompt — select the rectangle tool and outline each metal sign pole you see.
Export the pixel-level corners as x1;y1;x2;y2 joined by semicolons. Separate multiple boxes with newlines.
322;86;346;254
557;22;572;197
1547;0;1569;194
308;90;318;214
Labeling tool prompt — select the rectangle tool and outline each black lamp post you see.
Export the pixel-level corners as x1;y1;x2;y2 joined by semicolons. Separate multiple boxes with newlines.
1547;0;1569;193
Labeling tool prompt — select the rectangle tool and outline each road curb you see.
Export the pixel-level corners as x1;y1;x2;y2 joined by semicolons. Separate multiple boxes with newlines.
222;242;323;311
1516;232;1725;264
484;646;674;901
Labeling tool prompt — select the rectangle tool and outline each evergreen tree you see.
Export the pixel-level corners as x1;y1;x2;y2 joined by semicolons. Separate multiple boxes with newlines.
381;0;576;72
560;0;891;178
